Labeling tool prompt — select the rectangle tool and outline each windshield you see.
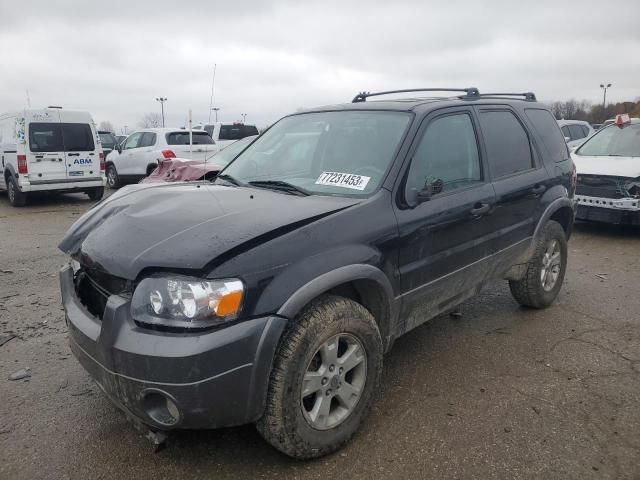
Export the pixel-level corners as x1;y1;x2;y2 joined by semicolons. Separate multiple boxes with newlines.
219;111;411;196
577;124;640;157
206;135;257;166
166;131;214;145
99;133;116;148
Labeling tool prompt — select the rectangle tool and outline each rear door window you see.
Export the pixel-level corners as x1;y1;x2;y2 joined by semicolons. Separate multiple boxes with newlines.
219;124;259;141
29;123;94;152
29;123;64;152
139;132;157;148
166;131;214;145
61;124;95;151
524;109;570;162
478;110;533;178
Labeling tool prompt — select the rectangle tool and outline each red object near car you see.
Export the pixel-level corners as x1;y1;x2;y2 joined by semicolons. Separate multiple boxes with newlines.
140;158;223;183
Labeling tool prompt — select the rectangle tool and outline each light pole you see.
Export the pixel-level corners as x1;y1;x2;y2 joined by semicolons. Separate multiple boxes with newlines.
600;83;611;119
241;113;247;123
156;97;167;127
211;107;220;123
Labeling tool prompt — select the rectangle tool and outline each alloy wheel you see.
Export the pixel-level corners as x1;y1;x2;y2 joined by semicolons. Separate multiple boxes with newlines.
300;333;367;430
540;239;561;291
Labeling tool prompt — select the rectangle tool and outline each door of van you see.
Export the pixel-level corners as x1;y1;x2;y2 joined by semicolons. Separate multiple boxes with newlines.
25;110;68;183
60;112;100;180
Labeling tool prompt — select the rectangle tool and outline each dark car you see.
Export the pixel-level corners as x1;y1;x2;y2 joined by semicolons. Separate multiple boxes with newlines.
59;88;576;459
98;131;118;158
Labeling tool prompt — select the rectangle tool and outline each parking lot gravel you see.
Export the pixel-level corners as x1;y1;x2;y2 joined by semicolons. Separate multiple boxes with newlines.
1;191;639;479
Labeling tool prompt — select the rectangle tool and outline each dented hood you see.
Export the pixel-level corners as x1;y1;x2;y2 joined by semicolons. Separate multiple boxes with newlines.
572;153;640;178
59;183;358;280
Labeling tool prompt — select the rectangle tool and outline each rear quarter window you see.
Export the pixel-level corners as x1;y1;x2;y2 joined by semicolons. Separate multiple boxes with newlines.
525;109;570;163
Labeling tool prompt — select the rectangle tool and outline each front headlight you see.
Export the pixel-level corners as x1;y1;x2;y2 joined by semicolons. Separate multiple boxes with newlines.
131;276;244;329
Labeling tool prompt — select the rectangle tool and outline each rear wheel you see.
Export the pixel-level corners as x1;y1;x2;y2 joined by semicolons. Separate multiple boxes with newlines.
509;220;567;308
256;295;383;459
7;177;27;207
106;165;120;189
86;187;104;201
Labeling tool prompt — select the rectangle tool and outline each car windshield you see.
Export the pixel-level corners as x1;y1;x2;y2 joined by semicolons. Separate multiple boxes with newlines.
218;111;411;196
577;124;640;157
99;133;116;148
205;135;257;166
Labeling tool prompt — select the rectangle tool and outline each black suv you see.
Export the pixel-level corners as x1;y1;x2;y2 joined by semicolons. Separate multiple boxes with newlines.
59;88;576;459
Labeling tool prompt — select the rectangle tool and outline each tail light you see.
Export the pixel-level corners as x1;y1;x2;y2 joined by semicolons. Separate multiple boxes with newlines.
162;149;176;159
99;152;105;171
17;154;28;174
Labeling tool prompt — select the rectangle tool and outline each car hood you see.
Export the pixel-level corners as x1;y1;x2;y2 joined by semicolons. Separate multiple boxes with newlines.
572;153;640;178
59;183;359;280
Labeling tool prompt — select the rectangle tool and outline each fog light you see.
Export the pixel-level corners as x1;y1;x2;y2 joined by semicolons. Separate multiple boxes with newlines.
142;391;180;427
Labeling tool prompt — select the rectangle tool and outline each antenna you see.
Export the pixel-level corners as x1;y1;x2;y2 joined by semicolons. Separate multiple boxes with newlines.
208;63;217;123
25;89;31;108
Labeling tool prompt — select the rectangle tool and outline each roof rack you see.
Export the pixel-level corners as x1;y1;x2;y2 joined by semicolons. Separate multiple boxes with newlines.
351;88;479;103
478;92;537;101
351;88;537;103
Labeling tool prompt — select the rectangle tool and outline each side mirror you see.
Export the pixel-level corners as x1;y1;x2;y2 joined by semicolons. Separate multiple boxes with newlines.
564;136;571;143
415;178;444;204
116;143;123;153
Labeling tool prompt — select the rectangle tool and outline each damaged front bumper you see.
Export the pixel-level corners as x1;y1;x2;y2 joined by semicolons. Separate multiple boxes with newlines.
575;194;640;225
60;265;287;431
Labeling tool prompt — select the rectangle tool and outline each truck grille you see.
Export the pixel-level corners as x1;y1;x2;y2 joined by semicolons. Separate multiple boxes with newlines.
74;267;130;320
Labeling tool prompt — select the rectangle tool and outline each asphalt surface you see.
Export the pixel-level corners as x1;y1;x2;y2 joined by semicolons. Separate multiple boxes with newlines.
1;190;639;479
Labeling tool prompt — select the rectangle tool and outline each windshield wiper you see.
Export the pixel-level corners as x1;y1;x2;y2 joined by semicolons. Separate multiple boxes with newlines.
248;180;311;196
215;173;242;186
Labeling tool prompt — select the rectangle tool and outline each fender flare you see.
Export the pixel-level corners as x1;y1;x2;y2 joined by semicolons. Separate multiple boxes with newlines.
533;196;576;239
277;264;398;347
4;164;17;180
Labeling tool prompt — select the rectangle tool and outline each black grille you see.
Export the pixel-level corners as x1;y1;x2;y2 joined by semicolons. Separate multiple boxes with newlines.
74;267;130;320
576;175;629;199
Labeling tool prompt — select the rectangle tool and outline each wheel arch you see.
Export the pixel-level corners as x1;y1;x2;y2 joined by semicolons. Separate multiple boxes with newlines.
534;196;576;240
277;264;398;351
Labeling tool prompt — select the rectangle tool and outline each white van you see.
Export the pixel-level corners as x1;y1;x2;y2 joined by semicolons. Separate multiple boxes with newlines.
0;108;106;206
193;122;259;149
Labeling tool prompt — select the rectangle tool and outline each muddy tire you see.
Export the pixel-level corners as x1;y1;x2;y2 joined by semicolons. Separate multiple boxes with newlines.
106;165;120;189
7;176;27;207
86;187;104;201
256;295;383;459
509;220;567;308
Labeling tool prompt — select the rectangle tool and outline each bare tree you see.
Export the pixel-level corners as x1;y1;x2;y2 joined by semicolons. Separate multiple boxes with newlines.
98;120;115;132
138;112;162;128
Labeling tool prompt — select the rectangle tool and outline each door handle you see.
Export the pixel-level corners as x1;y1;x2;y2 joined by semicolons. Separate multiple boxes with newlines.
68;153;80;156
470;202;490;216
530;184;547;195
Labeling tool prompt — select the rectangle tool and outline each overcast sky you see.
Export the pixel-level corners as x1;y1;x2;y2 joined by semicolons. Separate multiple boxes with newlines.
1;0;639;132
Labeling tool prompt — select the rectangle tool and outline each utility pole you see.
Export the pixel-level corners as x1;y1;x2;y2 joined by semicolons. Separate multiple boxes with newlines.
212;107;220;123
156;97;167;127
241;113;247;123
599;83;611;120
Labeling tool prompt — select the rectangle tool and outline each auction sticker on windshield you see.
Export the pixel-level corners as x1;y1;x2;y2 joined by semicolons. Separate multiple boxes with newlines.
315;171;370;191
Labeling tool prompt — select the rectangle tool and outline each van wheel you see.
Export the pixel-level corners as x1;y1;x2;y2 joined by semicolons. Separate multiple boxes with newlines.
509;220;567;308
256;295;383;459
86;187;104;201
7;177;27;207
106;165;120;189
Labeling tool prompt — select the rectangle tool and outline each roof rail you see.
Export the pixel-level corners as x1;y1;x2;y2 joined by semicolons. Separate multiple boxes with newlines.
475;92;537;101
351;87;480;103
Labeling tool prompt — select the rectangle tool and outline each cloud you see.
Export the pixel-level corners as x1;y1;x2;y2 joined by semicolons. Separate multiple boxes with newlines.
1;0;638;132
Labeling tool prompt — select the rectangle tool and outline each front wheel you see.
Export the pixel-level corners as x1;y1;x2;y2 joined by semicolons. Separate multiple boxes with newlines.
509;220;568;308
256;295;383;459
